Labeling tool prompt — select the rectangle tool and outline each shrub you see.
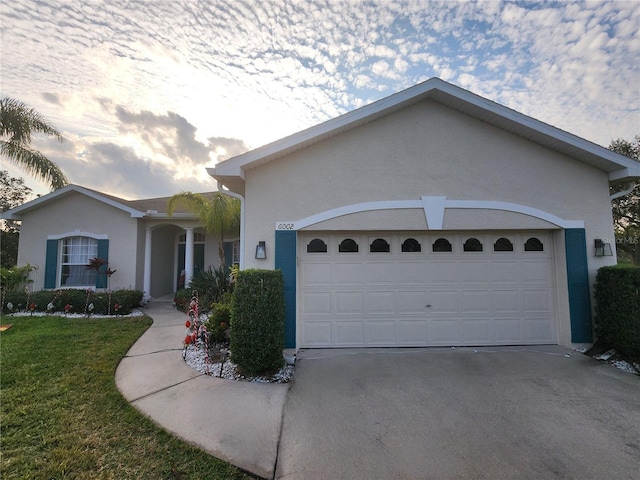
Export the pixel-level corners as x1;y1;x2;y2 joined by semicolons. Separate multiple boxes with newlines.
594;266;640;357
230;269;285;376
173;289;191;312
206;303;232;344
1;288;143;315
183;265;234;313
0;264;34;291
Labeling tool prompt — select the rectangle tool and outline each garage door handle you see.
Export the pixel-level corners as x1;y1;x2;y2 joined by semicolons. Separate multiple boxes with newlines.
425;304;432;308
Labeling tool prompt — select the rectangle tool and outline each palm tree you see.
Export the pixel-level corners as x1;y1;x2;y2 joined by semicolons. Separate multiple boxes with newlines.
1;97;68;190
167;192;241;265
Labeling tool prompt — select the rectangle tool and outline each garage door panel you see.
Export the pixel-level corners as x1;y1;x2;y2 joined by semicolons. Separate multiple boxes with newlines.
335;292;363;314
302;262;332;286
364;262;395;284
428;319;462;343
299;231;556;348
461;318;493;343
367;320;396;344
494;318;524;342
302;292;332;315
397;320;429;343
427;262;458;283
490;261;521;283
398;291;429;314
520;261;552;283
365;291;395;314
428;290;459;312
335;321;364;345
395;262;426;284
458;261;489;283
334;263;363;285
460;290;491;313
303;322;332;345
525;318;555;342
523;289;553;312
492;290;522;312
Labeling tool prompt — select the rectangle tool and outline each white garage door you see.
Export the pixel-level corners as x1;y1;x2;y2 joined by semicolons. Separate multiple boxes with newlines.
299;232;556;347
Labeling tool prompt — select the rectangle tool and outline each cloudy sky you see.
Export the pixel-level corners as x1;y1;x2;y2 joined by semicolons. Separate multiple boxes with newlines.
1;0;639;200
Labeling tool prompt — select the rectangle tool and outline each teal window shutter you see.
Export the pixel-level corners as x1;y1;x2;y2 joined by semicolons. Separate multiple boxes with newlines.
44;239;59;289
564;229;593;343
275;230;297;348
96;239;109;288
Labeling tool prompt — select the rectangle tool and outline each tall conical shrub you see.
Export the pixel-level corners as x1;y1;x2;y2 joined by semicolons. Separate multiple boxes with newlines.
230;269;285;375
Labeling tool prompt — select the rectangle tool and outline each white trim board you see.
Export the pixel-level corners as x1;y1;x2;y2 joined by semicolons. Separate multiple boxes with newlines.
275;196;584;231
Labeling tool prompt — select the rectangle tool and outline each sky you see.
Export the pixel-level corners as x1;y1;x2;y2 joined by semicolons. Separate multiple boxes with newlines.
1;0;639;201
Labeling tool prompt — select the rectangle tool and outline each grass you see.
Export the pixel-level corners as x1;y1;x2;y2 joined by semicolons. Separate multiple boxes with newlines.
0;314;255;480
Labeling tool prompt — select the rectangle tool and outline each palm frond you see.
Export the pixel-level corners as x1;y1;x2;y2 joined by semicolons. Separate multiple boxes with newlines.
0;140;68;189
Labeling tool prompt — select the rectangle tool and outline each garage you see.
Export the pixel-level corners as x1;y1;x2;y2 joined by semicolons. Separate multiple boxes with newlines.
299;231;556;347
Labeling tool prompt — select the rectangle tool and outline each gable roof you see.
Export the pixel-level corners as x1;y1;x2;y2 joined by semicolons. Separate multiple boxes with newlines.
210;77;640;195
0;184;218;220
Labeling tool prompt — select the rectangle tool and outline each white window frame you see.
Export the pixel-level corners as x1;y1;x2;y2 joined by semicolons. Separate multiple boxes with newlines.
59;236;99;288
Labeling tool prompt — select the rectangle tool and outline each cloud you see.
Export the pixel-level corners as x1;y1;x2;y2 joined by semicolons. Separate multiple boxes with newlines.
115;106;211;165
41;92;62;105
1;0;638;201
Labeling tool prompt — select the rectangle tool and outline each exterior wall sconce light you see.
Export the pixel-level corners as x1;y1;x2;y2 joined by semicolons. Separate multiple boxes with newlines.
255;241;267;259
594;239;613;257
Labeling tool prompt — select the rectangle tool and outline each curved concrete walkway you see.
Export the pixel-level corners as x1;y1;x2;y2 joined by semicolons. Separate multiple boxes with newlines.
115;298;289;479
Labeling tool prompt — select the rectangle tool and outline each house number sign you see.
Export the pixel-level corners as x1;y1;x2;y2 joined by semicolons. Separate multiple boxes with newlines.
275;222;297;230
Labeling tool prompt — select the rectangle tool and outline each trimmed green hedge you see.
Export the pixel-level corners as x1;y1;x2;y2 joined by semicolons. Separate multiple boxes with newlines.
594;266;640;357
1;289;143;316
230;269;285;375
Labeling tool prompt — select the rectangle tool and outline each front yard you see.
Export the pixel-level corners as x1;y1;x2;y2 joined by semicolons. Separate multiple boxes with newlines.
0;314;254;479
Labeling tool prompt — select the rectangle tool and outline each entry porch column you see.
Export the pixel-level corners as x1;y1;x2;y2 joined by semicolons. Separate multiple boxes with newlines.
143;227;152;298
184;227;195;287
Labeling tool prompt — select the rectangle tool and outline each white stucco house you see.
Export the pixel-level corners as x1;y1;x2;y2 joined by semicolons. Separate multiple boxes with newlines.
210;77;639;350
2;186;240;299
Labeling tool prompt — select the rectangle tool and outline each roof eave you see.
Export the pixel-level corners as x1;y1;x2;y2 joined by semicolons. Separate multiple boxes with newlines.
211;77;638;186
0;185;145;219
609;167;640;184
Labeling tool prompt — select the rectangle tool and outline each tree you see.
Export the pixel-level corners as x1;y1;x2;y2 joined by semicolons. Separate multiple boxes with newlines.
609;135;640;266
167;192;241;265
1;97;68;190
0;171;32;268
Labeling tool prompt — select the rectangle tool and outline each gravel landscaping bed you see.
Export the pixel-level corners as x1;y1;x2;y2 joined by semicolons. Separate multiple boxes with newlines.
183;343;295;383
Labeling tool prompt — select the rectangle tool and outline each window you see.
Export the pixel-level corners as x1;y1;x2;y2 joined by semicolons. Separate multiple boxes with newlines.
179;232;206;243
307;238;328;253
463;238;483;252
401;238;421;252
370;238;390;253
432;238;452;252
494;237;513;252
524;237;544;251
339;238;359;253
60;237;98;287
232;240;240;264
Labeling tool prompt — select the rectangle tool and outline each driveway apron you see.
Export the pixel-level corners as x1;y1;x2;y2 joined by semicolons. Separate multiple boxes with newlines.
276;347;640;480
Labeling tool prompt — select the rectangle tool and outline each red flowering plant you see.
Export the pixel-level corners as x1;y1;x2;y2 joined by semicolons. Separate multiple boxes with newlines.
86;258;116;290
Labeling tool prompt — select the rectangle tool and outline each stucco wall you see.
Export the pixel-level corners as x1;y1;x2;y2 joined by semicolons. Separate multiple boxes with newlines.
243;99;616;279
17;192;140;291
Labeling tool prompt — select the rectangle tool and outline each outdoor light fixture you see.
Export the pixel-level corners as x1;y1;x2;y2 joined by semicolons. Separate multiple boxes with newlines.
594;239;613;257
255;241;267;259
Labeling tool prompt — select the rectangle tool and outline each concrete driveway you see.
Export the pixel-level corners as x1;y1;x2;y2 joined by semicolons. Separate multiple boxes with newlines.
276;346;640;480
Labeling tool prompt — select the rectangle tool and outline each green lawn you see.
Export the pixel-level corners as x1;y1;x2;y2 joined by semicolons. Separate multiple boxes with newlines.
0;315;255;480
